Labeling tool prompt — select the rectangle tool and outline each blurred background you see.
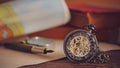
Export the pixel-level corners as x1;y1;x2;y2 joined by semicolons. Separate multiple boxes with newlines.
0;0;120;45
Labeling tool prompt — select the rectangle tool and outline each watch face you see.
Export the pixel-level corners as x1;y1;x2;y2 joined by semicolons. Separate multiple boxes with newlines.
64;29;98;63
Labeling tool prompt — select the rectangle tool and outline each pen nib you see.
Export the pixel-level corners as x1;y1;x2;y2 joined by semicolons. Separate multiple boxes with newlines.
45;50;54;54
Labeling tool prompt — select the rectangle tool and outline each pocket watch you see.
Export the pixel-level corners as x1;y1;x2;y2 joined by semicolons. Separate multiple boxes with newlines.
64;24;109;63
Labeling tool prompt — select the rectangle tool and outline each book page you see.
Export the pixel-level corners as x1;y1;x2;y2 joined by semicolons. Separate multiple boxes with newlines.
0;40;65;68
0;0;70;40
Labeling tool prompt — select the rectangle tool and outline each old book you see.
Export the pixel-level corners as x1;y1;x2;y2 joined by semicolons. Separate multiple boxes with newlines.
0;0;70;40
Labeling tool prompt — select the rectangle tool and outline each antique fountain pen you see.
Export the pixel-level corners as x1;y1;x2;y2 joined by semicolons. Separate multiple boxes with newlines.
4;41;54;54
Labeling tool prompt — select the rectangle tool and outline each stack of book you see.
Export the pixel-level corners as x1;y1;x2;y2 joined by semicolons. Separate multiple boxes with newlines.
65;0;120;44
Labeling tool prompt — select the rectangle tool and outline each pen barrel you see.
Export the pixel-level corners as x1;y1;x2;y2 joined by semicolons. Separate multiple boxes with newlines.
4;42;32;53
